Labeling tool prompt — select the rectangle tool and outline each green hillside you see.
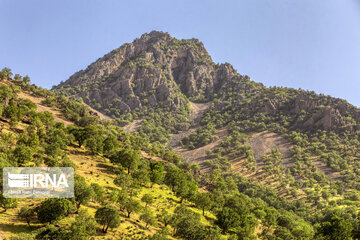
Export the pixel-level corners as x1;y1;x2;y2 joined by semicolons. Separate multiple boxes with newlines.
1;32;360;240
0;72;218;239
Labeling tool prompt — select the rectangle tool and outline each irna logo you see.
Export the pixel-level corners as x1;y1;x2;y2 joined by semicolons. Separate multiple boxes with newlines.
3;167;74;198
8;173;69;188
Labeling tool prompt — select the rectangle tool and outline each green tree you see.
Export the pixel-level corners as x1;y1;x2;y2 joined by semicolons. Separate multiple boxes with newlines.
3;100;22;126
273;226;294;240
318;216;353;240
141;194;154;208
171;205;220;240
124;198;142;218
148;232;170;240
85;136;103;155
263;207;278;227
195;192;212;216
14;74;22;82
35;225;68;239
114;171;140;198
95;205;121;233
164;166;198;203
37;198;72;223
103;134;119;156
0;194;18;212
164;165;185;191
12;144;32;165
111;189;128;211
157;208;172;227
44;141;62;159
149;162;164;187
190;163;200;175
18;206;35;229
74;175;93;212
174;179;198;203
22;75;30;84
68;126;91;147
70;209;97;239
90;183;105;203
140;208;158;228
215;207;241;233
132;167;150;186
0;67;13;80
110;149;140;174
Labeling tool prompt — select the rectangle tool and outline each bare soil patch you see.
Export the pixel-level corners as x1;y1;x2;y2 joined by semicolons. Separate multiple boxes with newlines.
188;102;211;123
174;128;228;170
248;131;293;169
168;102;211;148
81;102;112;121
17;92;73;126
122;119;143;133
311;157;341;180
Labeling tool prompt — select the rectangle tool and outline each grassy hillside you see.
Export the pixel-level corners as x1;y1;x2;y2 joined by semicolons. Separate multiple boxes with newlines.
1;59;360;240
0;70;223;239
0;145;215;239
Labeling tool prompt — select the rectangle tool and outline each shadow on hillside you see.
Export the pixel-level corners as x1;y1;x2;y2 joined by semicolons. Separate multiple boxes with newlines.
0;222;43;234
69;149;88;156
96;163;116;175
126;218;147;230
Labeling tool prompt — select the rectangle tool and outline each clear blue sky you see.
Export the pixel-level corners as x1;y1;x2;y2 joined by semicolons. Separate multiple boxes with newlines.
1;0;359;106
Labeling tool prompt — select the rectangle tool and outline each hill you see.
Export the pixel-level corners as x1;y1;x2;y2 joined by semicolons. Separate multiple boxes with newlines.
1;31;360;239
0;75;219;239
54;31;360;200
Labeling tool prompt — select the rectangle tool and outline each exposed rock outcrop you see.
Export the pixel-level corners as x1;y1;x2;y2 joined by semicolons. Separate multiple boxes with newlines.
54;31;360;133
55;31;228;114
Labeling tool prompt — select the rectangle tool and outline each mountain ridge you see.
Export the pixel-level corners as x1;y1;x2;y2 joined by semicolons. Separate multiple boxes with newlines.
54;31;359;134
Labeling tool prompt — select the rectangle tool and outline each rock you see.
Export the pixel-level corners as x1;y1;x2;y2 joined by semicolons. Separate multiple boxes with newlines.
54;31;224;114
53;31;360;134
303;106;343;131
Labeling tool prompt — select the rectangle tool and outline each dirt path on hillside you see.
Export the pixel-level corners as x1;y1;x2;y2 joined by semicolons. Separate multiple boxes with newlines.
17;92;73;126
248;131;293;169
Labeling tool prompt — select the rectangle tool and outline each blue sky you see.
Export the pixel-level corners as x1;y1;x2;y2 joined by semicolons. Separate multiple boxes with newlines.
1;0;359;106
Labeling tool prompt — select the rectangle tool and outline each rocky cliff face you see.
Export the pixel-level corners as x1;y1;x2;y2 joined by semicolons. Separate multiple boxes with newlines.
54;31;360;133
55;31;234;114
258;90;360;132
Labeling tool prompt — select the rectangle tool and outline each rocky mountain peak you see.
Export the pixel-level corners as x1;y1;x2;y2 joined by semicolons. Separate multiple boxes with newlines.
53;31;359;133
54;31;238;116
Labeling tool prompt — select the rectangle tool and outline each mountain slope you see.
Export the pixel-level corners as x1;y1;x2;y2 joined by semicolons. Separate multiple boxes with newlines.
54;31;219;115
0;77;219;239
55;31;360;135
53;31;360;203
3;31;360;239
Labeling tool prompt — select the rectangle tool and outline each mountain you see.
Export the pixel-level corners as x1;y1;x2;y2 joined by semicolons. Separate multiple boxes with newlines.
52;30;360;217
54;31;360;134
55;31;217;113
53;32;360;187
0;74;223;239
2;31;360;239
